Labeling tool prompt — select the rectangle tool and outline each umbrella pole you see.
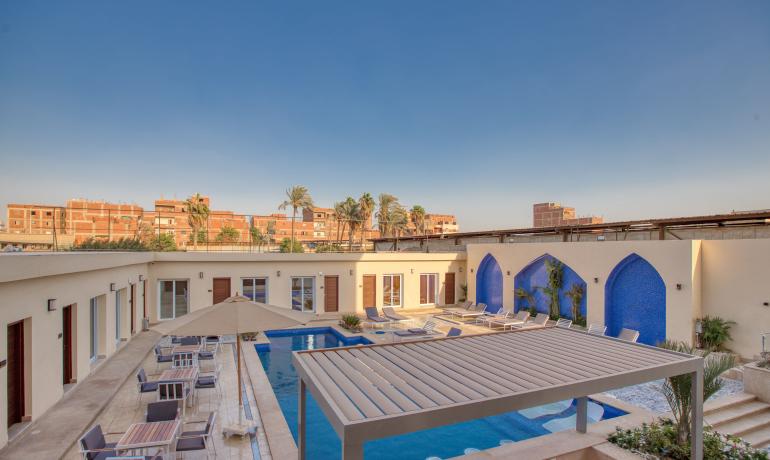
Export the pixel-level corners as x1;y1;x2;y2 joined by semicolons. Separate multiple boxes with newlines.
237;337;242;408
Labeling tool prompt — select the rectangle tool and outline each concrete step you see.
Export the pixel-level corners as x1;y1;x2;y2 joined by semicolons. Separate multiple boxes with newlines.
703;392;757;415
705;400;770;427
713;408;770;436
741;425;770;449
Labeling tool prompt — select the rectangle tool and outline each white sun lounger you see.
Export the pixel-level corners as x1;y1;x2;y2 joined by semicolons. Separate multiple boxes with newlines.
511;313;550;330
519;399;573;419
542;401;604;433
488;310;530;330
441;301;473;316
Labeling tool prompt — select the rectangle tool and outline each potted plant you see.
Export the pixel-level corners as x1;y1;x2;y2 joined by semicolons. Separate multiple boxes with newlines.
698;315;736;352
339;314;362;333
564;282;586;327
459;283;468;302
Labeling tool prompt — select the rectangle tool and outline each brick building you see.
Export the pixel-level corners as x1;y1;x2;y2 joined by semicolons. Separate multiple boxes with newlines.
302;207;380;243
533;202;603;227
252;213;315;243
6;204;66;235
66;199;144;243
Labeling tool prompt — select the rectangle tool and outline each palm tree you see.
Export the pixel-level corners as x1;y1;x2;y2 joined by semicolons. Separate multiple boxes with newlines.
339;197;361;252
184;193;210;251
390;205;409;251
250;226;270;252
358;193;375;249
333;201;346;245
266;220;276;251
376;193;399;237
410;205;426;236
278;186;314;253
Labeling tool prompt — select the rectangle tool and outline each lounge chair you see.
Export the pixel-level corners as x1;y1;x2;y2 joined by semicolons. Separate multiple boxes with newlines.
542;401;604;433
475;307;508;325
146;400;180;423
451;303;489;321
176;412;217;457
618;328;640;342
446;327;462;337
441;300;473;315
488;310;530;330
364;307;391;327
393;320;438;339
512;313;549;329
382;307;409;324
587;323;607;336
555;318;573;328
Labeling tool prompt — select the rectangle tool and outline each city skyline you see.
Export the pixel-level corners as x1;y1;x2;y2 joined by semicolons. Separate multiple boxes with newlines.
1;1;769;230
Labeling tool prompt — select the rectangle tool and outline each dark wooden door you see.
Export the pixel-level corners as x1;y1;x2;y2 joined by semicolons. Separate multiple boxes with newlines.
213;278;231;304
130;284;136;334
7;321;24;427
445;273;456;305
142;280;148;319
324;276;339;312
363;275;376;308
63;306;73;384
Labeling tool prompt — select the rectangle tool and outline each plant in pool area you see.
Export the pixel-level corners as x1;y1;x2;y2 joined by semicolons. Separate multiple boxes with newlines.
699;315;736;352
658;340;735;447
537;258;563;320
340;314;362;332
564;282;586;327
758;351;770;369
609;419;768;460
459;283;468;302
514;287;536;316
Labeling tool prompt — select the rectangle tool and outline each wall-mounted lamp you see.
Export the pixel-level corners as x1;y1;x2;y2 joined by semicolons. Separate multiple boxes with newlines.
470;268;474;273
410;268;414;274
593;277;599;284
506;270;511;276
349;269;354;276
459;267;463;273
676;283;682;291
318;272;324;277
138;274;144;282
110;283;116;292
277;270;281;277
47;298;57;312
763;302;769;307
199;272;204;279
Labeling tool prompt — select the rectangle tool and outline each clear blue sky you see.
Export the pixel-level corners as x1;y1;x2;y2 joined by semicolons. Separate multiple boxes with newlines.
1;1;768;230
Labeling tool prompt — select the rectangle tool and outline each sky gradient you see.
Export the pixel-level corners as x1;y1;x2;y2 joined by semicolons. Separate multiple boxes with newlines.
1;1;769;230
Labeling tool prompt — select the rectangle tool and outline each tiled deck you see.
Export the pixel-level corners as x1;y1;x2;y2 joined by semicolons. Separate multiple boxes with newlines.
63;340;253;459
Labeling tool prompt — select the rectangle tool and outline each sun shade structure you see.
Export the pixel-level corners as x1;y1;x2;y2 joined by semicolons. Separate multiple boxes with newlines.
293;326;705;460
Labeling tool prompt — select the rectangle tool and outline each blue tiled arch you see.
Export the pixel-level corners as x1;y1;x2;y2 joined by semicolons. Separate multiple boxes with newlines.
513;254;587;319
605;253;666;346
476;254;503;312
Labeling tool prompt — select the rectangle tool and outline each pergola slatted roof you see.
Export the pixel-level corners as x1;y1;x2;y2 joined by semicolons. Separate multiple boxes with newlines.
293;327;705;460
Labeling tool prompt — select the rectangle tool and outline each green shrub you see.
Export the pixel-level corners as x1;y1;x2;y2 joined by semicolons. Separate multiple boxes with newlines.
316;243;342;253
72;237;149;251
341;314;360;328
279;238;304;253
609;419;768;460
700;316;736;352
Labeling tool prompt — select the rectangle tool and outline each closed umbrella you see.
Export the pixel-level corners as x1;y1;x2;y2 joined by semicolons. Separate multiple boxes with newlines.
153;295;316;409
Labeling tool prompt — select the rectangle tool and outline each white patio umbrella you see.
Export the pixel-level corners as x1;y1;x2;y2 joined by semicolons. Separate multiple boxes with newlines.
152;295;317;409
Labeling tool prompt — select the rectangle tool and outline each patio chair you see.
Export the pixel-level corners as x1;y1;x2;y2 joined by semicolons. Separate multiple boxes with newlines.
618;328;640;343
382;307;409;324
154;345;173;372
196;365;222;398
79;424;120;460
488;310;530;330
446;327;462;337
364;307;391;327
176;412;217;457
512;313;550;330
180;336;200;346
146;399;181;423
172;352;196;369
393;319;438;339
198;340;218;361
555;318;573;328
587;323;607;336
136;367;159;405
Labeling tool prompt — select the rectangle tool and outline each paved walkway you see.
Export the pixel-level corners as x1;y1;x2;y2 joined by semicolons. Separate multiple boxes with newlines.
0;330;161;460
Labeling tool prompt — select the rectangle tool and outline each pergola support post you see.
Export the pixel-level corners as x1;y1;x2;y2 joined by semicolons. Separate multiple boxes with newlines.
342;436;363;460
691;365;704;460
298;379;306;460
576;396;588;433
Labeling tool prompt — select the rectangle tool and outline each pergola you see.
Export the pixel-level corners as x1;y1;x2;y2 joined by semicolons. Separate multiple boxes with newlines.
292;326;705;460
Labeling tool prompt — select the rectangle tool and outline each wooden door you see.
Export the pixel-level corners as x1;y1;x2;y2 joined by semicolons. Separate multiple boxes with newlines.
324;276;339;312
445;273;456;305
213;278;231;304
63;306;73;384
130;284;136;334
142;280;148;319
363;275;376;308
7;321;24;427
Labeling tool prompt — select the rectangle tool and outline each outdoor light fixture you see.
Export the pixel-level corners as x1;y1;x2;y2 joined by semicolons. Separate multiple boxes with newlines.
47;298;57;312
349;269;354;276
318;272;324;277
410;268;414;274
199;272;204;279
506;270;511;276
594;277;599;284
470;268;474;273
459;267;463;273
110;283;116;291
138;274;144;282
277;270;281;277
676;283;682;290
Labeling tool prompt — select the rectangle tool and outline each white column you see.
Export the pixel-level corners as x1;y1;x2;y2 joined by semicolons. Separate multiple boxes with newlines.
298;379;306;460
691;366;704;460
576;396;588;433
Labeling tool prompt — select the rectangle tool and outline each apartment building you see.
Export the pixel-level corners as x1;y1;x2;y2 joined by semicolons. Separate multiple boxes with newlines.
533;202;603;227
302;207;381;243
252;213;315;243
425;213;459;234
66;199;145;243
6;204;66;235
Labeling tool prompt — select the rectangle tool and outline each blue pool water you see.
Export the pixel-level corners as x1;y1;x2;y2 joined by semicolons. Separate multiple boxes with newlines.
256;328;626;460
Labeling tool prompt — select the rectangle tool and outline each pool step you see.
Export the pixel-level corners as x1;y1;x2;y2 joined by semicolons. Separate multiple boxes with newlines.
706;393;770;449
705;399;770;427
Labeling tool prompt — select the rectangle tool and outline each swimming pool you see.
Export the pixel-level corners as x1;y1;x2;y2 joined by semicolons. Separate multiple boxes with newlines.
256;327;626;460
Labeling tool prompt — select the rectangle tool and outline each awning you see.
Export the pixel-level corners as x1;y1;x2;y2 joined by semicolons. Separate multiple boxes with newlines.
293;326;704;460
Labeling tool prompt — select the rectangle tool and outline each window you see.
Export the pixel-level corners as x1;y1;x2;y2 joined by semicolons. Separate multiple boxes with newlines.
419;273;438;305
90;297;98;360
158;280;189;320
31;211;37;216
291;277;314;312
242;277;268;303
383;274;402;307
115;291;121;341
